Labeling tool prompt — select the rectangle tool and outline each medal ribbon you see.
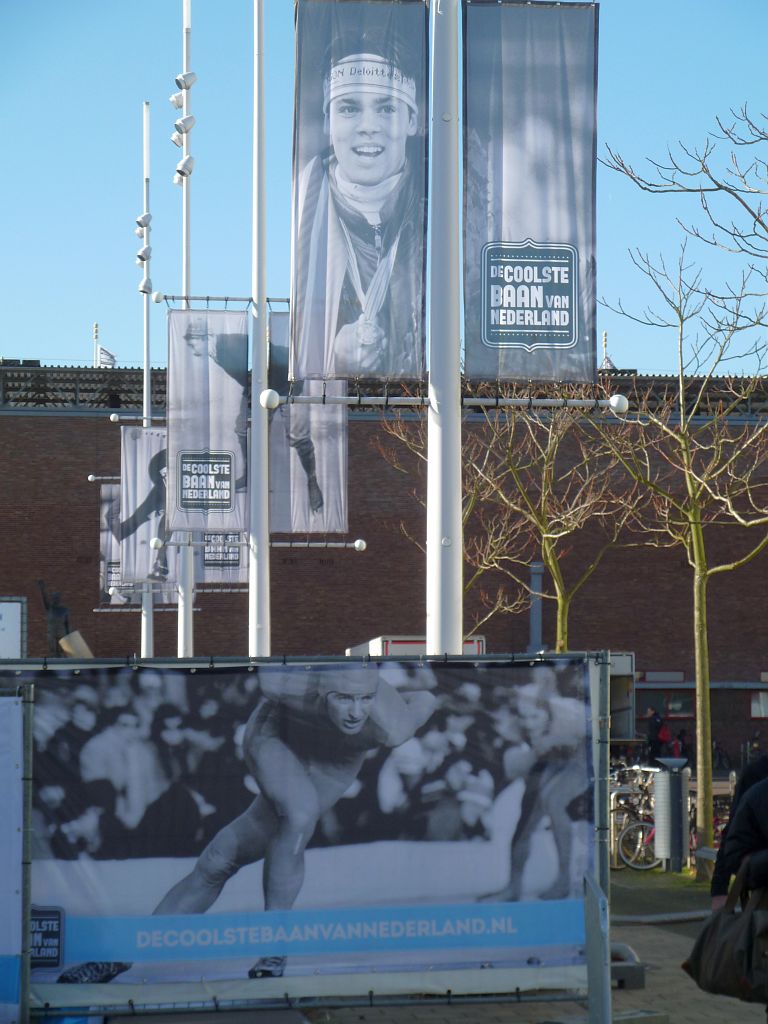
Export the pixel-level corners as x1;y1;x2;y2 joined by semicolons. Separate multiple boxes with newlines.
338;219;401;327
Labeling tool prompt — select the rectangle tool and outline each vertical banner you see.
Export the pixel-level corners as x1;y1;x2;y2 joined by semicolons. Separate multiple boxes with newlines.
99;484;139;605
119;427;178;595
463;0;598;382
290;0;428;381
0;696;23;1024
269;311;348;533
197;533;248;587
167;310;249;533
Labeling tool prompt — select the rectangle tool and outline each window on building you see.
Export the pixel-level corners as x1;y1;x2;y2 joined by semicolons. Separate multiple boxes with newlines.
635;690;695;723
750;692;768;719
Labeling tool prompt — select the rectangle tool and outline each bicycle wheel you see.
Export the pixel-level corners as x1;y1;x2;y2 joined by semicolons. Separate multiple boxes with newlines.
618;821;661;870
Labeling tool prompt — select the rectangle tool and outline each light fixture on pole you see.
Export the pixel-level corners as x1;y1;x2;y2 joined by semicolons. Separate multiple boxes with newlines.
136;245;152;262
169;91;185;109
175;155;194;178
174;70;197;90
138;275;153;294
174;114;195;134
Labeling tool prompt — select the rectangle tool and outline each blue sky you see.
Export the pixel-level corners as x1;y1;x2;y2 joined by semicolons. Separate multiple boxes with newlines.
2;0;765;374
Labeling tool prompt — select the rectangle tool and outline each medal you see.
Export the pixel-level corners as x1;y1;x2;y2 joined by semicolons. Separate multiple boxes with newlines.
355;315;385;348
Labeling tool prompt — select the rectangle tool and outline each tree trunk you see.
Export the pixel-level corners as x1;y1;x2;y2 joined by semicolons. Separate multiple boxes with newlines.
692;560;713;851
555;594;570;653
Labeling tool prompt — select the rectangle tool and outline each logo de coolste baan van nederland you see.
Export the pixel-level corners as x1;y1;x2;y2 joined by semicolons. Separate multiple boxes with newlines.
481;240;578;352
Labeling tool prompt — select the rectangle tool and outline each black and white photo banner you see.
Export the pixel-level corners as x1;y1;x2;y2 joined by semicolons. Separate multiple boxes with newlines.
167;310;249;532
99;484;140;605
463;0;598;382
119;427;179;591
290;0;428;382
0;697;22;1024
26;659;594;1001
270;311;348;534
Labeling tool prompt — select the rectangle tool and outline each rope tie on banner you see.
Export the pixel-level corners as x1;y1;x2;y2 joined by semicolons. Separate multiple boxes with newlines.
205;296;210;309
528;396;533;412
384;382;390;409
208;656;215;670
322;381;327;405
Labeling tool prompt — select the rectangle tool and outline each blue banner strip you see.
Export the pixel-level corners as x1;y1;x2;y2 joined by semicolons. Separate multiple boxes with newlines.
0;955;20;1003
62;901;584;963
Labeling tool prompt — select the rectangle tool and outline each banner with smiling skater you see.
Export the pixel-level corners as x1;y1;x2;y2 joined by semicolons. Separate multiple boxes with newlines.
290;0;429;382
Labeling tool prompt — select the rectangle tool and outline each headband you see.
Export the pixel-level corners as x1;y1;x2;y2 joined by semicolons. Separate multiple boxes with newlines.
324;53;418;114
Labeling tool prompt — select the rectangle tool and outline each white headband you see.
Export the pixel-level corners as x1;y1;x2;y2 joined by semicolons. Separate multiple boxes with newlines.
324;53;418;114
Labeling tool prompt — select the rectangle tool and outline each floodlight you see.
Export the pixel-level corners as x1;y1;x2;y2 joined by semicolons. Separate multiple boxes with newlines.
174;115;196;134
134;226;145;238
136;245;152;262
173;172;184;186
353;539;367;552
151;291;165;304
175;155;194;177
136;212;152;228
169;91;184;109
609;394;629;416
259;388;281;410
170;131;184;148
138;276;153;294
174;71;197;90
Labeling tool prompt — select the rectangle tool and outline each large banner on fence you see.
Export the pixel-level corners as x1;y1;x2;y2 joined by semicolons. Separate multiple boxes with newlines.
0;696;23;1024
167;310;249;533
290;0;428;382
119;427;180;592
463;0;598;382
25;659;593;1007
270;311;348;533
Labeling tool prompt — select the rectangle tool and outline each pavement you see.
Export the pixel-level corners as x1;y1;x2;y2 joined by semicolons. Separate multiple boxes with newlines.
294;868;766;1024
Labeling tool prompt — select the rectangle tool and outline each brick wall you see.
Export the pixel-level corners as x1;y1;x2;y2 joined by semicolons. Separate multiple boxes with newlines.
1;412;765;684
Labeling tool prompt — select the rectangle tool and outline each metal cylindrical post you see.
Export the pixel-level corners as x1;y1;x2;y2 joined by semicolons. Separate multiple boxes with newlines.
426;0;463;656
177;0;194;657
140;100;154;658
249;0;271;656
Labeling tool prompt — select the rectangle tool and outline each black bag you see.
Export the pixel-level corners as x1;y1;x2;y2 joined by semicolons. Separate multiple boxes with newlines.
682;856;768;1003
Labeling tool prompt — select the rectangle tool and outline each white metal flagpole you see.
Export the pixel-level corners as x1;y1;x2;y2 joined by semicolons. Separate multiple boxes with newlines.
249;0;271;656
177;0;195;656
426;0;463;655
140;100;154;657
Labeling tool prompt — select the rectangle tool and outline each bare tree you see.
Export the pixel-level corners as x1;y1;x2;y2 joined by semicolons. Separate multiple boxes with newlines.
604;105;768;272
378;383;642;648
599;245;768;851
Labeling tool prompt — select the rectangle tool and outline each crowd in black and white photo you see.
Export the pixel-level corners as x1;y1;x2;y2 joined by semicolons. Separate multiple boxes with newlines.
31;663;590;867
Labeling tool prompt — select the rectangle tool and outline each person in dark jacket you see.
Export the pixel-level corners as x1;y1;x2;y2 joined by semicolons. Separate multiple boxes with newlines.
711;754;768;909
721;772;768;894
